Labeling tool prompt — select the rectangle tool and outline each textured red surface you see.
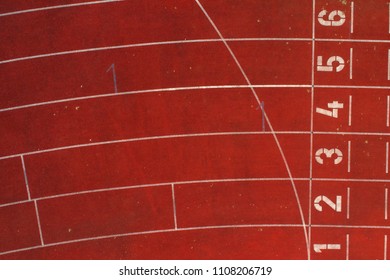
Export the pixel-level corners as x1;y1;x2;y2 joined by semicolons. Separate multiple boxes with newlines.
1;0;390;260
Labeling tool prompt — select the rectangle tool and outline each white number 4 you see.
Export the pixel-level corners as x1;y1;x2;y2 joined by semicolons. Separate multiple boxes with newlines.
316;101;344;118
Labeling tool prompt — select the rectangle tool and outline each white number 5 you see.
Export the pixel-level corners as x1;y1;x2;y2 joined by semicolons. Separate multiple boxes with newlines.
317;56;345;72
318;10;346;26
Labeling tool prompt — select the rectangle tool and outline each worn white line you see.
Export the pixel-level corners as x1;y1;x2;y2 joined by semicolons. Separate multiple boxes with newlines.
346;234;350;260
387;142;389;174
349;48;353;80
385;235;388;260
385;188;388;220
0;84;311;113
348;140;351;173
196;0;311;258
314;224;390;229
348;95;352;126
171;184;178;230
0;0;125;17
387;96;390;127
350;2;355;34
0;224;304;256
34;201;44;246
316;85;390;89
389;3;390;34
20;155;31;200
347;187;351;219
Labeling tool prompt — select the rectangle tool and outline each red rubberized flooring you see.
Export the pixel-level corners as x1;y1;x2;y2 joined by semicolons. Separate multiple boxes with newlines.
1;0;390;260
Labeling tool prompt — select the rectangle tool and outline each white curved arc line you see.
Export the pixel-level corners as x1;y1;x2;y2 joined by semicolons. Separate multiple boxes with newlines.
0;0;125;17
194;0;309;258
0;224;304;257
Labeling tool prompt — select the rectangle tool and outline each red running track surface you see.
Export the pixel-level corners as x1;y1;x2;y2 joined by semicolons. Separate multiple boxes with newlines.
1;0;390;260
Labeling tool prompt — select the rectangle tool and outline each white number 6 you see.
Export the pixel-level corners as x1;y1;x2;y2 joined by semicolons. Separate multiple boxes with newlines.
315;148;343;165
318;10;346;26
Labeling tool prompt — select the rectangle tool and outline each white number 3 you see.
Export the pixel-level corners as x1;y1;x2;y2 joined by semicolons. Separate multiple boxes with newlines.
315;148;343;165
318;10;346;26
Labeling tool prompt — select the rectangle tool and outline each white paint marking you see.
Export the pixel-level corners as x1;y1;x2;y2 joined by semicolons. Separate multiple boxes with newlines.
387;142;389;174
349;48;353;79
348;140;351;173
385;188;388;220
171;184;178;230
313;244;341;253
350;2;354;34
348;95;352;126
385;235;388;260
0;0;125;17
387;96;390;127
347;187;350;219
388;49;390;81
346;234;350;260
34;200;44;246
20;155;31;200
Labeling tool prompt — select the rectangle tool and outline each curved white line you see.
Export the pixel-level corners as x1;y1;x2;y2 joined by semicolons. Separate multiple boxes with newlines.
0;84;311;113
0;0;125;17
194;0;310;258
0;224;304;257
0;131;310;161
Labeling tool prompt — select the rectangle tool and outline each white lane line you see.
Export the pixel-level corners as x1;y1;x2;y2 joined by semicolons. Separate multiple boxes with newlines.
347;187;351;219
0;84;311;113
389;3;390;34
348;140;351;173
387;95;390;127
4;130;390;162
346;234;350;260
0;131;310;161
171;184;178;230
387;142;389;174
3;84;390;114
385;188;388;220
385;235;388;260
2;130;390;162
0;38;308;65
315;224;390;229
388;49;390;81
0;0;125;17
350;2;355;34
0;223;305;256
20;155;31;200
2;37;390;66
34;200;44;246
348;95;352;126
0;177;310;209
349;48;353;80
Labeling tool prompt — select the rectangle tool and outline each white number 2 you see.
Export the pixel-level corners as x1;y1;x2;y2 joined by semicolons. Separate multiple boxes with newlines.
318;10;346;26
314;195;342;212
317;56;345;72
